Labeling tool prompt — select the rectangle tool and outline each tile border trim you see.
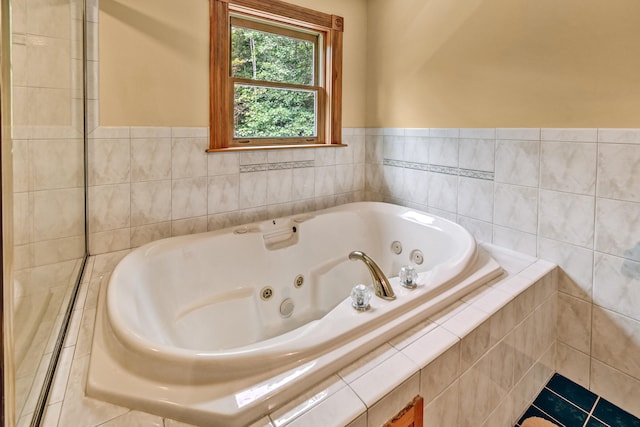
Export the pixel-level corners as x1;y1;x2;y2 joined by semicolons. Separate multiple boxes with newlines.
383;159;495;181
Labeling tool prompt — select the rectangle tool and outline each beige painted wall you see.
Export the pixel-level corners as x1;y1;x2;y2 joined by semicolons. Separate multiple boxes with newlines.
99;0;367;127
366;0;640;128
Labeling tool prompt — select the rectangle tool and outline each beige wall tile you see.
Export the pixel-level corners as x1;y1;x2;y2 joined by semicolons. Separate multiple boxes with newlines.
419;341;460;403
33;188;84;241
130;138;172;182
171;217;207;237
13;139;29;192
533;295;557;361
541;128;597;143
239;172;268;209
594;252;640;320
208;174;240;214
493;226;537;257
458;177;494;222
592;307;640;380
597;143;640;202
172;137;207;179
591;359;640;419
458;340;514;427
427;172;457;213
88;138;130;186
423;380;459;427
539;239;593;300
557;342;590;389
428;137;458;167
539;189;595;248
130;180;172;226
557;292;591;354
493;183;538;234
26;35;71;89
495;139;539;187
131;222;172;248
480;394;513;427
595;198;640;259
89;229;130;255
345;413;366;427
26;0;70;39
315;166;337;198
510;313;537;384
459;137;495;172
30;139;83;190
89;184;131;233
33;236;84;266
172;178;207;220
267;169;293;204
540;141;596;195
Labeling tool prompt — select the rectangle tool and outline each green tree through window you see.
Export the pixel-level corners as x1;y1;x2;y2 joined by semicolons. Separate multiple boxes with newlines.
231;24;317;139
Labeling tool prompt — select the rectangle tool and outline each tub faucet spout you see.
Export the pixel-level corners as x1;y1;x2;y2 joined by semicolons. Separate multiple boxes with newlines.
348;251;396;300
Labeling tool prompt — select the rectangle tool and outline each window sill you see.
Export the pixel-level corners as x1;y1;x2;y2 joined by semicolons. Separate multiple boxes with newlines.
206;144;348;153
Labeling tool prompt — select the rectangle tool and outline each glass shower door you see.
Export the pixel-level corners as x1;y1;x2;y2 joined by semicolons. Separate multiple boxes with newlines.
10;0;87;424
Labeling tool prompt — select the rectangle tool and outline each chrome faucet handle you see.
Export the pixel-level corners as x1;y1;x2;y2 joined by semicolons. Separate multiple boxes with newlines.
399;265;418;289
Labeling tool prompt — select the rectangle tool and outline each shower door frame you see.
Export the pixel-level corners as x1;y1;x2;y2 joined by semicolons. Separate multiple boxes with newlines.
27;0;91;423
1;0;12;423
0;0;90;424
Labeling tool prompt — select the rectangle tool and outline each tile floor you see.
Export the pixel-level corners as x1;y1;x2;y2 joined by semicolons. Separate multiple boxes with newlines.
516;373;640;427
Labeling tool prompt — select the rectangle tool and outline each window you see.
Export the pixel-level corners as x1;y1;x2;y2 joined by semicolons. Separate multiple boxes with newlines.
209;0;344;151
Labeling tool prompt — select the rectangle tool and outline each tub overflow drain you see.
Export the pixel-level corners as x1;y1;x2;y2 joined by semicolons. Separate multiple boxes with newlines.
260;286;274;300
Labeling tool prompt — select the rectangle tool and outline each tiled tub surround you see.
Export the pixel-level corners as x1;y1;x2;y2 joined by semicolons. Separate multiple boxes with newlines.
38;244;557;427
365;128;640;418
84;126;640;420
87;127;366;254
86;202;497;426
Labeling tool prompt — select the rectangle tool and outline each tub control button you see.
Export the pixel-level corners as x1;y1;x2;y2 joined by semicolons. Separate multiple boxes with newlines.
410;249;424;265
260;287;274;300
280;298;295;318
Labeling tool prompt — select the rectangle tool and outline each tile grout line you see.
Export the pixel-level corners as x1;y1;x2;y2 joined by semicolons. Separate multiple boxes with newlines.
589;137;600;400
582;396;601;427
544;386;592;417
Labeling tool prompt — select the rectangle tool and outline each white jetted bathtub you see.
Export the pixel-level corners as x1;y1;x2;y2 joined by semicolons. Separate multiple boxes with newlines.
87;202;503;426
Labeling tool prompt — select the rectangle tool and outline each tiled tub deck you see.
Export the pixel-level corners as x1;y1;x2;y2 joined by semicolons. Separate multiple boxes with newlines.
32;243;558;427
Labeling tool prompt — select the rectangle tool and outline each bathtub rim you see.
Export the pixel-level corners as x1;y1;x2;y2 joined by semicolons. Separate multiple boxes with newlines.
103;202;479;381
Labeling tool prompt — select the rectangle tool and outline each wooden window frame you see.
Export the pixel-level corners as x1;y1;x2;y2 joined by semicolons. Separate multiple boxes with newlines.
208;0;344;152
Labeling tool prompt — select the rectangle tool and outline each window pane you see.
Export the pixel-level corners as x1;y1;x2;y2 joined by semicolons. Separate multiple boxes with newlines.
231;26;315;86
234;84;317;139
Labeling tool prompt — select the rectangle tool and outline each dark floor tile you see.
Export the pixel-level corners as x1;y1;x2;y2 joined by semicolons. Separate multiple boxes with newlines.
593;398;640;427
533;388;588;427
546;373;598;412
585;417;609;427
517;405;563;427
